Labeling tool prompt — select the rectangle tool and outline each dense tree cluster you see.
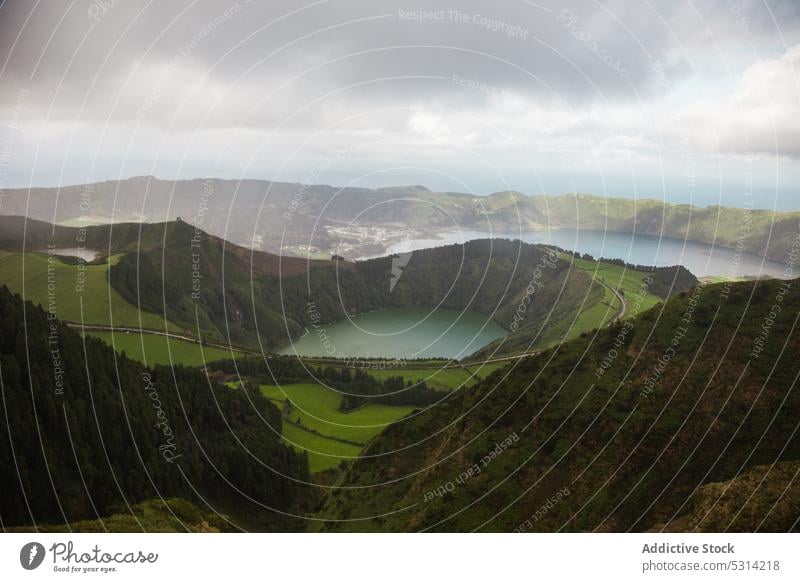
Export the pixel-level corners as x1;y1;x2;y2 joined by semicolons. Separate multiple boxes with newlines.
110;229;579;352
0;286;308;528
211;357;442;411
316;277;800;532
315;367;441;411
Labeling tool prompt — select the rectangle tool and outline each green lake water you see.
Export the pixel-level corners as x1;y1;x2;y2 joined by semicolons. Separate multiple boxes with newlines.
278;308;507;359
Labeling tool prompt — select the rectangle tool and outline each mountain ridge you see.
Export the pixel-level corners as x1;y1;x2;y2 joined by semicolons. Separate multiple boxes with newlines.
0;216;696;357
314;276;800;532
2;177;797;263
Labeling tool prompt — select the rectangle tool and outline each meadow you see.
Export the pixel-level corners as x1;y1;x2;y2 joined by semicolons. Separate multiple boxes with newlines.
260;383;414;472
0;251;168;329
566;255;664;316
85;330;245;367
281;423;362;473
361;366;474;390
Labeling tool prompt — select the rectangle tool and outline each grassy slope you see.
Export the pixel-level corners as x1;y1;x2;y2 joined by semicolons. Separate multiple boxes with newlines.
260;383;415;473
314;277;800;532
481;256;684;357
0;251;167;329
567;255;664;317
363;366;475;391
468;267;605;358
282;423;362;473
2;221;656;359
84;330;244;367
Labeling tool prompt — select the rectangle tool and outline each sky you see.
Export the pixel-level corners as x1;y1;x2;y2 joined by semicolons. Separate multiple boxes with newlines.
0;0;799;209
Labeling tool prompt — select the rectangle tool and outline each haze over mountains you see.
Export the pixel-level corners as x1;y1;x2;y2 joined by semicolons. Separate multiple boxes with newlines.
2;176;799;263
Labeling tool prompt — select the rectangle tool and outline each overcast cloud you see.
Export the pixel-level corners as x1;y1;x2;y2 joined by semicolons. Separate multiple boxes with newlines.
0;0;798;208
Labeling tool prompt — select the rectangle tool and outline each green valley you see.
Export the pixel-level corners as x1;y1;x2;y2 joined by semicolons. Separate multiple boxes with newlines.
1;215;794;534
83;330;246;367
260;383;415;473
313;277;800;531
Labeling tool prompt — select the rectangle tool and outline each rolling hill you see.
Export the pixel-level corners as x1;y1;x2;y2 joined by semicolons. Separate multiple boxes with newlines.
0;216;695;358
313;277;800;532
0;285;310;529
1;177;797;263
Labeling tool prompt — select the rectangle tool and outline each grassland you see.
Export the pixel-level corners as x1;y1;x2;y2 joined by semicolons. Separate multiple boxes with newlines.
538;256;667;346
361;366;473;390
85;330;245;367
282;423;362;473
470;255;667;357
261;383;415;444
0;251;168;329
565;255;664;319
260;383;414;473
566;280;621;338
359;361;514;390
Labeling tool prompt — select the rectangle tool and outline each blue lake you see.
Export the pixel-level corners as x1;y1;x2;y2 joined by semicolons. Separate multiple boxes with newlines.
379;228;788;279
278;308;507;359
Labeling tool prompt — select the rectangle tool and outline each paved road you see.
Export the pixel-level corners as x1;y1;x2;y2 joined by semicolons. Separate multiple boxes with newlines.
605;283;627;322
67;322;262;356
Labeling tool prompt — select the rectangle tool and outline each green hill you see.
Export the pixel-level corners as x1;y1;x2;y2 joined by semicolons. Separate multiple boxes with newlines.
314;277;800;532
109;228;694;356
3;180;799;263
0;285;309;529
2;217;694;358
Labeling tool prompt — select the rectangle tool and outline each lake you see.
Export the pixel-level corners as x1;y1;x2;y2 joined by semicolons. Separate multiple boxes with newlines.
278;308;507;359
376;229;788;279
37;247;100;262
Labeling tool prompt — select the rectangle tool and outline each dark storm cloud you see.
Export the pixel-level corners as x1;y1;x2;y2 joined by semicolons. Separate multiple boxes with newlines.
2;0;795;126
0;0;797;192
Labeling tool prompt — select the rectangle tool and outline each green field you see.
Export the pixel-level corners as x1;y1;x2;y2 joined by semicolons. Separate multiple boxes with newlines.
261;383;414;444
565;282;621;341
361;366;474;390
282;423;362;473
566;255;663;317
540;256;659;344
0;251;168;329
364;362;516;389
502;254;666;349
85;331;245;367
260;383;414;473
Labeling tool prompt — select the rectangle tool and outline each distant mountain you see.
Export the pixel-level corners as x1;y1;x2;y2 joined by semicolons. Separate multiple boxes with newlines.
2;177;797;262
314;277;800;532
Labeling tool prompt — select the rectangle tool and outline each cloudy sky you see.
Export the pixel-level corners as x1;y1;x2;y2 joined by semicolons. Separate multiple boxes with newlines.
1;0;799;208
